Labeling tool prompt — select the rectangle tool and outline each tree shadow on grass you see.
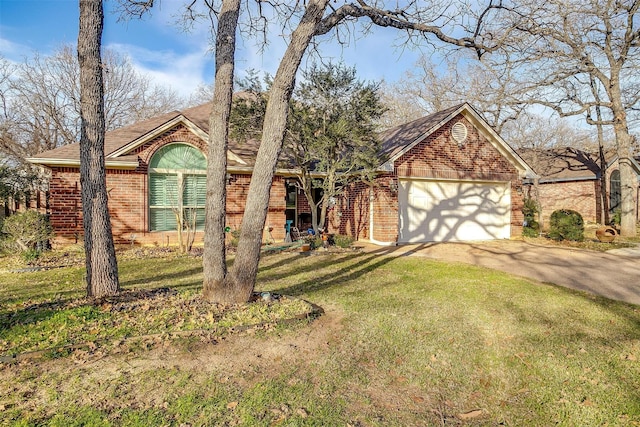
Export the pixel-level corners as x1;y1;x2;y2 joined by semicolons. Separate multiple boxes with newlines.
258;252;370;284
262;248;406;297
120;267;203;289
0;288;178;333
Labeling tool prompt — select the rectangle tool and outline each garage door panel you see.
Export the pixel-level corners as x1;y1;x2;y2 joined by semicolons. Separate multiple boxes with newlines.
399;180;510;242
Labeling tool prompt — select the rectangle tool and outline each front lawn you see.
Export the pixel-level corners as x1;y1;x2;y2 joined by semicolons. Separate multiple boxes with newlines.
1;249;639;426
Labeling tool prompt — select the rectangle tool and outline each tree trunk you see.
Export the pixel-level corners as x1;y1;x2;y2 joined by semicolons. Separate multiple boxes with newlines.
590;75;609;225
228;0;329;300
596;121;609;225
78;0;119;297
202;0;241;303
318;166;336;231
616;137;636;236
305;190;320;233
297;170;320;233
610;80;637;237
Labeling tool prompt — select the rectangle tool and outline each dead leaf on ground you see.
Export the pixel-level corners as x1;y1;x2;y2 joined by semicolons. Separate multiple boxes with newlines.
295;408;309;418
457;409;486;420
581;398;595;407
411;395;425;403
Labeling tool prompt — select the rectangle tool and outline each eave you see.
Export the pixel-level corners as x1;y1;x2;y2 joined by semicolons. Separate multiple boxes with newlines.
26;158;139;170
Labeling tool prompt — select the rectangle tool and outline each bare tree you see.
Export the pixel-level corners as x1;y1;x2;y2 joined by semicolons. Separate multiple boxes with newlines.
0;56;20;165
78;0;120;297
494;0;640;236
500;111;599;151
0;45;180;165
376;80;426;129
381;52;527;132
120;0;507;303
202;0;242;302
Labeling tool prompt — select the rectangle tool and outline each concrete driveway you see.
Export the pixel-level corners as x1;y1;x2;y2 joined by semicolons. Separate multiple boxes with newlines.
359;240;640;306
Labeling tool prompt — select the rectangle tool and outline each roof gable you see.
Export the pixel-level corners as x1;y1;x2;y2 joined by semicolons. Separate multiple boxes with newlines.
27;103;249;169
379;103;535;178
519;147;640;182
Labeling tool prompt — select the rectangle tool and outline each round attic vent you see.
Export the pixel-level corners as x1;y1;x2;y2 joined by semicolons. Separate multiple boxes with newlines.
451;122;468;146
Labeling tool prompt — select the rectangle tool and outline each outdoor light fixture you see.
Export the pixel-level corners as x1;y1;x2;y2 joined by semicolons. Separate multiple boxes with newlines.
389;178;398;193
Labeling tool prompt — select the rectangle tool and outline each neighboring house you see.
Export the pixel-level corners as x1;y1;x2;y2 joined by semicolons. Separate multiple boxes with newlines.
518;147;640;227
28;102;535;246
1;191;47;220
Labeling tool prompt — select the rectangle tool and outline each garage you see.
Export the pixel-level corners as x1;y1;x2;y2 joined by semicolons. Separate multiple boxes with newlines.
398;179;511;242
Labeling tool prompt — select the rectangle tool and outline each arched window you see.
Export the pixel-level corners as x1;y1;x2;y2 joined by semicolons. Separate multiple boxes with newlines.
148;143;206;231
610;169;621;213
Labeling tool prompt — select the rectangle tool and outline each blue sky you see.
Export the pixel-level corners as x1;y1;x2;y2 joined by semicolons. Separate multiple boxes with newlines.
0;0;430;97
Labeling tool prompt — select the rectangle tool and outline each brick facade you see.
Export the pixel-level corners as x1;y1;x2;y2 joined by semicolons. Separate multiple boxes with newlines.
328;180;375;240
529;180;601;228
44;111;528;246
328;114;526;242
47;126;289;245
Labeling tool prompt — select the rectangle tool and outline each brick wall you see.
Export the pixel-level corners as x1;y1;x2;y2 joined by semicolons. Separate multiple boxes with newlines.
328;181;371;240
395;116;518;183
371;175;399;242
48;168;82;242
530;180;599;228
47;126;288;245
330;115;526;243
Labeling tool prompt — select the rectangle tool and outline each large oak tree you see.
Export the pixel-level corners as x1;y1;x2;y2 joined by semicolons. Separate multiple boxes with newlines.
119;0;506;303
78;0;119;297
493;0;640;236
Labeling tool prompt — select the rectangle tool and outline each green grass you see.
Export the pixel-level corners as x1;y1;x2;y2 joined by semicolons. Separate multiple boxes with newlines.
0;252;313;358
1;249;639;426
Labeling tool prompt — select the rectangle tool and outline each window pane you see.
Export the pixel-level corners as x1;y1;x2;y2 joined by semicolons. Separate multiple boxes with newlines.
610;169;621;212
183;174;206;207
149;144;206;170
150;208;177;231
150;174;178;207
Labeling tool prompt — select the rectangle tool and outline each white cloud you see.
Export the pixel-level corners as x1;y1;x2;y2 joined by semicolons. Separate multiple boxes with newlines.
0;37;33;61
106;42;212;95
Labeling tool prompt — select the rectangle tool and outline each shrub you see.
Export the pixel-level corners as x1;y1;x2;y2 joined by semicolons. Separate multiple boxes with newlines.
2;211;53;252
305;235;323;249
333;234;355;248
229;228;241;247
610;209;621;228
548;209;584;242
522;197;540;238
22;247;42;263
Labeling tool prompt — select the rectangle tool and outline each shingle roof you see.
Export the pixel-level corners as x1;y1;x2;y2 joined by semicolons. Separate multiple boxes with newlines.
28;101;535;178
30;109;183;163
517;147;604;181
378;103;466;161
27;102;260;168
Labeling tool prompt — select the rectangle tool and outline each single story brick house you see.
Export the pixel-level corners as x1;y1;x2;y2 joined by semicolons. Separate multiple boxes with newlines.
518;147;640;227
28;102;535;246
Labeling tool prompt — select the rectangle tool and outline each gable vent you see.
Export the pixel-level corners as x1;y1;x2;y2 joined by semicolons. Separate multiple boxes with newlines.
451;122;468;146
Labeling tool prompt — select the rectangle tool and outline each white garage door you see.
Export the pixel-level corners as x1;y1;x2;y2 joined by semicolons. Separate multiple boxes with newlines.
398;179;511;242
